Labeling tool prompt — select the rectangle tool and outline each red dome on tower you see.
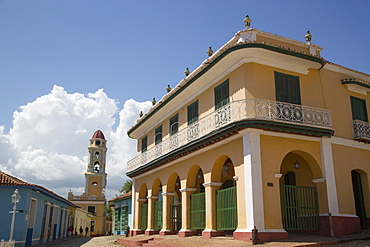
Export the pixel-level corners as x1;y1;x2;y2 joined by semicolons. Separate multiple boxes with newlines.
92;130;105;140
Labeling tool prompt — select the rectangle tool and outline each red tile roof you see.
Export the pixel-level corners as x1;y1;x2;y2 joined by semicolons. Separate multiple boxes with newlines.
92;130;105;140
108;191;132;202
0;170;76;206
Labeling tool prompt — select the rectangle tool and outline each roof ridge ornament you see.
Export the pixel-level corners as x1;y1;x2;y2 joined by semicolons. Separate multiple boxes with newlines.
243;15;252;29
305;30;312;45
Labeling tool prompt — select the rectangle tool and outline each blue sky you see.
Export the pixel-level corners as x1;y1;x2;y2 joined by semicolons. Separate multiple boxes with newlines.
0;0;369;199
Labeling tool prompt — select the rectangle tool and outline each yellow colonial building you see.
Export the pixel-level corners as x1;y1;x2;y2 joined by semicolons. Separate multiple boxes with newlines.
126;17;370;242
69;130;108;236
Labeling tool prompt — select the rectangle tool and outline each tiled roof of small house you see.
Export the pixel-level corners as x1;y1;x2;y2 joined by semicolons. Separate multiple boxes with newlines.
0;170;75;206
108;191;132;203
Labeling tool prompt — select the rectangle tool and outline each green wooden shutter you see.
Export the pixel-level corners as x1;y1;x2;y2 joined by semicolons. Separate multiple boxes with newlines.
214;80;230;110
275;72;301;105
351;96;368;122
170;114;179;135
141;136;147;152
187;100;199;125
155;125;162;144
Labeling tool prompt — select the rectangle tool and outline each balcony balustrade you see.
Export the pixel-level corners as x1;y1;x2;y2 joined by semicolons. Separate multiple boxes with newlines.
353;120;370;142
127;98;332;173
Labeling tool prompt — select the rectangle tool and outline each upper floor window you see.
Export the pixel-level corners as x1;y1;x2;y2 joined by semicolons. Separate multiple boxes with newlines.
88;205;96;215
214;79;230;109
170;114;179;135
141;136;147;153
155;125;163;145
351;96;368;122
275;72;301;105
187;100;199;125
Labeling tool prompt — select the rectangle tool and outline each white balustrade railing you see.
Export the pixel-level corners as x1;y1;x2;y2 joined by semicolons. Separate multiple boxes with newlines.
353;120;370;140
127;98;332;173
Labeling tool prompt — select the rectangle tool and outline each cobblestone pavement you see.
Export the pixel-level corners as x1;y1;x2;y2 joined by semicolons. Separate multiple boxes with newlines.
34;231;370;247
323;239;370;246
34;235;124;247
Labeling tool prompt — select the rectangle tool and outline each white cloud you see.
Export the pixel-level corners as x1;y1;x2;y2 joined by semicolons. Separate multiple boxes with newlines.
0;85;151;200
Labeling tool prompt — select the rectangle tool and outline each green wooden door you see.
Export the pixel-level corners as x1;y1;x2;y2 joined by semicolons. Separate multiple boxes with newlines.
351;170;368;229
280;185;320;230
140;204;148;230
216;186;237;230
154;201;163;230
121;206;129;229
190;192;205;229
114;207;121;233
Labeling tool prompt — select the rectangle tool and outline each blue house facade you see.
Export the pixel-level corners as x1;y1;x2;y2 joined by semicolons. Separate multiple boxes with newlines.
0;171;75;247
108;191;132;235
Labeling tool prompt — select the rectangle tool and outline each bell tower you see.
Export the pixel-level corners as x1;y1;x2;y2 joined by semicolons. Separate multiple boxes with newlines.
68;130;107;235
85;130;107;196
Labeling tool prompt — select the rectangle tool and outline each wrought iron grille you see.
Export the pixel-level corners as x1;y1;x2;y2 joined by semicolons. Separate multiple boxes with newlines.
171;203;182;232
353;120;370;141
280;185;320;231
216;186;237;230
128;99;332;172
190;192;206;229
154;201;163;230
140;204;148;230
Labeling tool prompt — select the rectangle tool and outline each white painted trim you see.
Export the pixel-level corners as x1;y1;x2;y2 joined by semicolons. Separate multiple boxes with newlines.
202;182;222;187
323;63;370;82
312;178;326;183
274;173;283;179
179;188;197;192
260;130;321;142
162;192;176;196
233;176;239;181
146;196;159;199
331;137;370;151
319;213;359;218
132;134;241;180
344;84;370;95
320;137;339;215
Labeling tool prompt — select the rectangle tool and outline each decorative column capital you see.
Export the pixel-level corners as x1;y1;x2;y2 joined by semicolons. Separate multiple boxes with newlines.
179;188;197;192
202;182;222;187
147;196;159;199
162;192;176;196
137;198;147;202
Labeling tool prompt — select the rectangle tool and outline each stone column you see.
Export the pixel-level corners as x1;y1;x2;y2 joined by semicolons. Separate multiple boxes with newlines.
145;195;159;235
320;136;339;236
202;182;223;238
178;188;197;237
132;198;146;236
160;192;176;236
234;129;288;242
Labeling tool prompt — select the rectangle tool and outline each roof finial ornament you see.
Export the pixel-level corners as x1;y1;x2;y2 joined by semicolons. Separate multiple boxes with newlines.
207;47;213;57
184;68;190;77
243;15;252;29
152;98;156;105
139;111;143;117
305;30;312;45
166;85;171;93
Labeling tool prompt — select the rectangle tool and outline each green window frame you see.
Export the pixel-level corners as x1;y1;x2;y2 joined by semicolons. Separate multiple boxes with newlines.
214;79;230;109
170;114;179;135
351;96;368;122
155;125;162;145
275;71;301;105
187;100;199;125
141;136;147;153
